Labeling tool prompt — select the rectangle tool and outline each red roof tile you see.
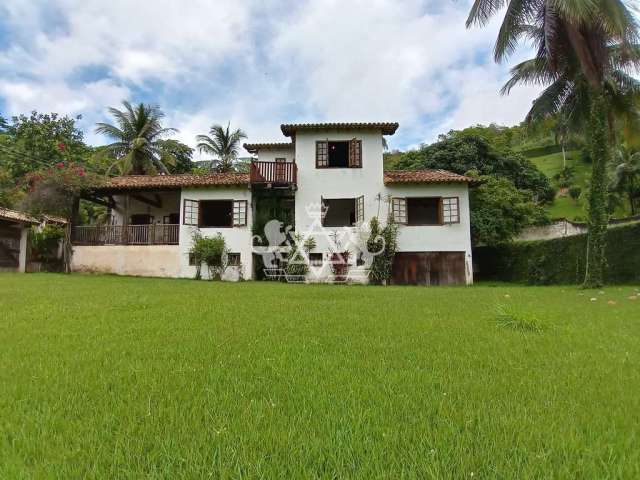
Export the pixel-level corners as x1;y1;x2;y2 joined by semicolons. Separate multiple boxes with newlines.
281;122;399;137
91;173;250;192
0;207;38;224
384;169;476;185
243;142;294;154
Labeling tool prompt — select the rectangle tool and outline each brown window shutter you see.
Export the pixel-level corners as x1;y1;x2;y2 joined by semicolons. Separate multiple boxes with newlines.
348;138;362;167
442;197;460;224
316;141;328;168
232;200;248;226
183;199;199;226
391;197;407;224
356;195;364;224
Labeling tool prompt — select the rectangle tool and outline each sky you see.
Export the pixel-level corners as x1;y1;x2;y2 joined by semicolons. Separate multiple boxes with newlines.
0;0;543;157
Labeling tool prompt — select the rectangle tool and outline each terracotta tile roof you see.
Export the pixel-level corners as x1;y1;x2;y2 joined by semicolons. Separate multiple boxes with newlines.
91;173;250;192
384;169;477;185
281;122;399;137
243;142;294;154
0;207;38;224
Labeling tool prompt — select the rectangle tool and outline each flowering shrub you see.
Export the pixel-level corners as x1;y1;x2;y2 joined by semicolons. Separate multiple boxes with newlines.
22;162;103;218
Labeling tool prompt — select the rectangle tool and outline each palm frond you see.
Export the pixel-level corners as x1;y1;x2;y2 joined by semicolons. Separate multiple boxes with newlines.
466;0;508;28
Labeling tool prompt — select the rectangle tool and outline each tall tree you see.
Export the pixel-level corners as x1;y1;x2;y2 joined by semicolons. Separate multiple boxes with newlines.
95;102;177;175
467;0;640;287
196;123;247;173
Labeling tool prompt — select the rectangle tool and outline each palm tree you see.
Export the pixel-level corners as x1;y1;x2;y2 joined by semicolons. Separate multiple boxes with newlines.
95;102;178;175
553;116;571;169
467;0;640;287
196;123;247;173
611;145;640;215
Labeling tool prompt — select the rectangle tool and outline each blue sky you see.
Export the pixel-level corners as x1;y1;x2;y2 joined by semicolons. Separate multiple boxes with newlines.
0;0;542;157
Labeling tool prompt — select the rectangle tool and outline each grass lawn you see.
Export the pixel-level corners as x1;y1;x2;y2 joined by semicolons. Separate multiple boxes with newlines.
1;274;639;478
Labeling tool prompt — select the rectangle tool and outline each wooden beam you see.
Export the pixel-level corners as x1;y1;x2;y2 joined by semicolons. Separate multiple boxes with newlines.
80;194;115;208
131;194;162;209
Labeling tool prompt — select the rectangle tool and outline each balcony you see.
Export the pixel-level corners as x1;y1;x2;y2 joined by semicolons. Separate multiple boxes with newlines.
72;224;179;246
250;161;297;188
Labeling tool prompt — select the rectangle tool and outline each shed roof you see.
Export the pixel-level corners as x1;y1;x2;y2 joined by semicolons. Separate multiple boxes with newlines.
384;169;477;185
0;207;38;224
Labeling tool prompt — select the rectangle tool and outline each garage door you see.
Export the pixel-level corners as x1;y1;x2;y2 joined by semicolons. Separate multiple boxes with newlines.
392;252;466;286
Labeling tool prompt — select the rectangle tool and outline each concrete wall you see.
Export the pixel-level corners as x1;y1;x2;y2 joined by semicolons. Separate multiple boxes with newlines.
72;245;181;277
178;186;253;281
255;147;295;163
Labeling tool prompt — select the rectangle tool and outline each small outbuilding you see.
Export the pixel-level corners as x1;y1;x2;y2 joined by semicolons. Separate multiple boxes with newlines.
0;207;38;273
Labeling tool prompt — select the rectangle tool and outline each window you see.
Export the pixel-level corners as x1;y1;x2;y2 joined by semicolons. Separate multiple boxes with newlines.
309;253;323;267
130;214;153;225
442;197;460;224
316;139;362;168
392;197;407;224
227;252;241;266
321;196;364;227
200;200;233;227
184;199;247;227
163;213;179;224
407;197;440;225
233;200;248;226
391;197;461;226
188;253;199;266
183;199;199;226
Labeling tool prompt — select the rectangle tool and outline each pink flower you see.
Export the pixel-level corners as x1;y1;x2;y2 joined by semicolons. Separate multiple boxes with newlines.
57;143;66;151
56;162;65;169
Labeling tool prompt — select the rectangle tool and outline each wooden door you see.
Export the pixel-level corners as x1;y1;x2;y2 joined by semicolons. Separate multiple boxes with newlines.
275;158;286;182
392;252;466;285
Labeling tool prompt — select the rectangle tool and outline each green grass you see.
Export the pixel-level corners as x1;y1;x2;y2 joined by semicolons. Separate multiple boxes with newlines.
1;274;640;478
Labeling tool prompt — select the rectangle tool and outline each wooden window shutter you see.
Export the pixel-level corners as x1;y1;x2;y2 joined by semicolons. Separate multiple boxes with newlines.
233;200;248;227
183;199;199;226
321;196;328;225
316;141;328;168
391;197;407;224
442;197;460;224
355;195;364;224
348;138;362;167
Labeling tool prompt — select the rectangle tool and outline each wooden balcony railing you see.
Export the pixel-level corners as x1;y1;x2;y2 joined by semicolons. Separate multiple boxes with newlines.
250;161;297;185
72;224;179;246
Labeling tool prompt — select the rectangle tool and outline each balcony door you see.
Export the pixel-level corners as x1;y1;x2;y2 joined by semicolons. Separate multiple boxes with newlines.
275;158;286;182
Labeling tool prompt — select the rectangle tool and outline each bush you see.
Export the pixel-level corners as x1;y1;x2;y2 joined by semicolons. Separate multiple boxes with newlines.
569;186;582;201
30;224;64;265
190;232;228;280
367;216;398;284
495;304;545;333
474;222;640;284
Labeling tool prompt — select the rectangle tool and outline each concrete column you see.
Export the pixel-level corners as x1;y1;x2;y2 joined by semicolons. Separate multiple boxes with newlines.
18;226;28;273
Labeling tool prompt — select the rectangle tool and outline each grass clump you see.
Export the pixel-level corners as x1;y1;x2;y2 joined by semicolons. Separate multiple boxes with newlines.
495;303;545;332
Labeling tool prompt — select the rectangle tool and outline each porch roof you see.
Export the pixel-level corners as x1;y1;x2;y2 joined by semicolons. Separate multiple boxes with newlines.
281;122;399;137
243;142;294;154
90;173;250;193
384;169;477;185
0;207;38;225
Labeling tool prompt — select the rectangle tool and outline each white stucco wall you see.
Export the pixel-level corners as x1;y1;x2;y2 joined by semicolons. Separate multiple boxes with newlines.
255;147;295;163
292;129;473;283
72;245;181;277
178;187;254;281
18;226;28;273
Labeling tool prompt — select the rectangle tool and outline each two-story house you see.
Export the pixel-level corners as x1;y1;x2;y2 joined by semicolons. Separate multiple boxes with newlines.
71;122;475;285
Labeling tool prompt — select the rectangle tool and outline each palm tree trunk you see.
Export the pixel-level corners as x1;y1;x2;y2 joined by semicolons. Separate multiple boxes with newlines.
583;94;609;288
561;143;566;169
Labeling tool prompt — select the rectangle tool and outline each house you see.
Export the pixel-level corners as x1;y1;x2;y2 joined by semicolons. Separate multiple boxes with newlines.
71;122;475;285
0;207;38;273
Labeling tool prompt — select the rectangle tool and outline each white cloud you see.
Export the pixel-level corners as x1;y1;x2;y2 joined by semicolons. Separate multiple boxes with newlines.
0;0;542;151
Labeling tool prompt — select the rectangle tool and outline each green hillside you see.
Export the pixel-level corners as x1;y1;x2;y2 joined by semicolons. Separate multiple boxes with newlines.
526;148;630;221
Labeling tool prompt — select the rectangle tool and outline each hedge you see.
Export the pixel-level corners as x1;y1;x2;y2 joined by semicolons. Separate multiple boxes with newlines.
474;222;640;285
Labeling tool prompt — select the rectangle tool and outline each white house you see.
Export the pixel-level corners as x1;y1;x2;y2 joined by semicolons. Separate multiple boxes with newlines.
71;122;475;285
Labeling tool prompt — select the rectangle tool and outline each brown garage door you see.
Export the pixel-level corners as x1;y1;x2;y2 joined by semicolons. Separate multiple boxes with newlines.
392;252;466;286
